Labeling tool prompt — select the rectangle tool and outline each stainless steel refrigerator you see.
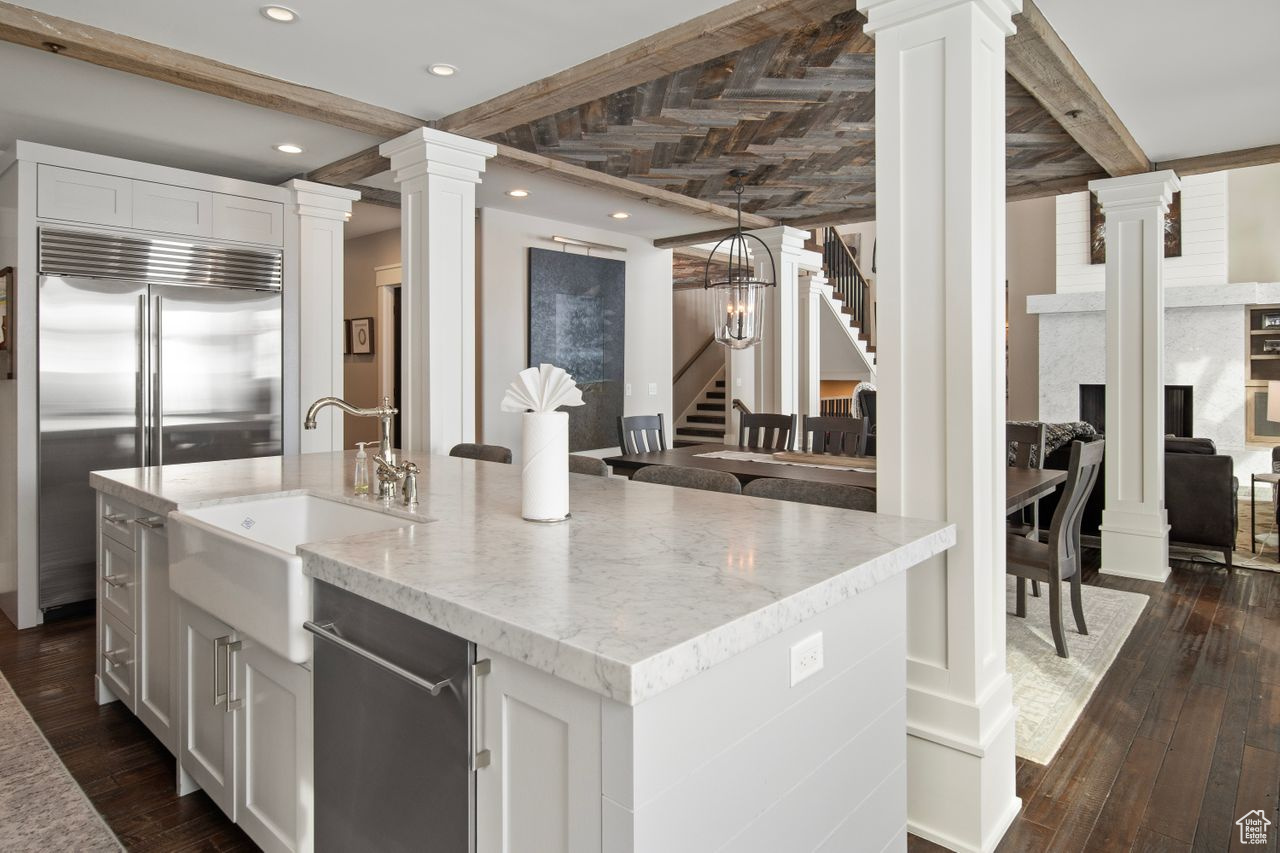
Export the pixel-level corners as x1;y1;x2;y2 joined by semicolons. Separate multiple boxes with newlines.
38;227;283;610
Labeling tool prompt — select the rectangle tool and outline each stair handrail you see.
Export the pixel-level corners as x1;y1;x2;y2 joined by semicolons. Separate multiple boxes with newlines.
673;334;717;385
732;398;752;414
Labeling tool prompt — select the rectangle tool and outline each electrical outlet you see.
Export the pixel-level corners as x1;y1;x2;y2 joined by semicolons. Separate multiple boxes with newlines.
648;382;658;396
625;383;632;396
790;633;823;687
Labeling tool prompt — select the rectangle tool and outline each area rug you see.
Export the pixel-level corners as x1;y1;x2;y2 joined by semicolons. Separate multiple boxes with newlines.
1230;498;1280;572
1007;579;1148;765
0;670;120;851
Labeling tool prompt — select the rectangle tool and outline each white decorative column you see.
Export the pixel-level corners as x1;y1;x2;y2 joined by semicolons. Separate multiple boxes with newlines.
1094;171;1180;583
750;225;821;414
799;272;829;420
860;0;1021;851
284;179;360;454
380;128;497;455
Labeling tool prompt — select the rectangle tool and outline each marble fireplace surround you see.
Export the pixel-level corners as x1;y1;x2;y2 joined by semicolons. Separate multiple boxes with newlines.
1029;282;1280;482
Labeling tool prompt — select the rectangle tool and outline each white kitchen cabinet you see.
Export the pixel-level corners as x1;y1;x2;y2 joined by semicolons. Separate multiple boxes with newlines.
476;649;602;853
133;181;214;237
100;611;137;711
37;164;132;227
213;194;284;246
178;602;239;817
136;516;176;752
99;534;137;629
236;640;313;853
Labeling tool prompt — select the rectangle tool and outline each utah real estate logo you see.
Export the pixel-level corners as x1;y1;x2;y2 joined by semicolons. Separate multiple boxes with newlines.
1237;809;1271;845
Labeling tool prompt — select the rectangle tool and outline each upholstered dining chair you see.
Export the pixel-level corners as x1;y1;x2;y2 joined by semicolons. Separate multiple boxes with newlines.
448;443;513;464
632;465;742;495
1007;421;1048;597
857;389;877;456
801;415;869;457
568;454;610;477
742;477;875;511
1006;439;1104;658
617;414;666;454
738;413;797;451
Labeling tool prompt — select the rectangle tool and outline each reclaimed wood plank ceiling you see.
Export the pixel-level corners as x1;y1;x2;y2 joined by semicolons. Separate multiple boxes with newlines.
492;10;1103;222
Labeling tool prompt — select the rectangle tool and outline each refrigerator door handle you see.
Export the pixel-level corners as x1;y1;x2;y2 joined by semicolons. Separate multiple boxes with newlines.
138;294;149;467
151;294;163;468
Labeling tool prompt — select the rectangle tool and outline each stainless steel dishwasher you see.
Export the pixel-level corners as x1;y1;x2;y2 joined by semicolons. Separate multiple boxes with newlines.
306;582;479;852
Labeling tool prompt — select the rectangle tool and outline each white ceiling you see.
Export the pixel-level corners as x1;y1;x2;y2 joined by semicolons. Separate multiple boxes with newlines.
16;0;733;120
0;40;383;183
362;161;725;240
1038;0;1280;162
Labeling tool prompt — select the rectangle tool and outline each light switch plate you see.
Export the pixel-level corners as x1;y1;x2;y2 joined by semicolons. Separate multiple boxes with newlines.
625;383;632;396
790;633;823;687
648;382;658;396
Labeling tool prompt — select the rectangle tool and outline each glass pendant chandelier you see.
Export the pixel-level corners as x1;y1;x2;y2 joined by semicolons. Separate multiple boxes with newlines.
705;169;776;349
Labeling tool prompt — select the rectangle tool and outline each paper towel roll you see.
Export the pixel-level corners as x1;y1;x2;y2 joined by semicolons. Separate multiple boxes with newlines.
521;411;570;522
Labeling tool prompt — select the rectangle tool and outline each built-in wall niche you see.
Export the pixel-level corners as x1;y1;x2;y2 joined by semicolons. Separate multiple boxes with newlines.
1248;304;1280;383
1079;384;1194;438
1247;304;1280;443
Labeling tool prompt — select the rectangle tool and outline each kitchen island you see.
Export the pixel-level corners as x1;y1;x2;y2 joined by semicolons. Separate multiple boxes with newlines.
91;451;953;853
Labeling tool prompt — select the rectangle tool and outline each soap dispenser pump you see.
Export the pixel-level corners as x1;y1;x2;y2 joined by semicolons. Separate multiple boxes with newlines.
353;442;372;496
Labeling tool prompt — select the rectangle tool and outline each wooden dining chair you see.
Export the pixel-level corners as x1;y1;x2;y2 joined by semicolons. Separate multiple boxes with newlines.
617;414;666;454
1007;422;1048;597
738;413;797;451
1007;439;1104;658
801;415;869;456
633;465;742;495
743;477;875;511
448;443;513;464
569;454;610;477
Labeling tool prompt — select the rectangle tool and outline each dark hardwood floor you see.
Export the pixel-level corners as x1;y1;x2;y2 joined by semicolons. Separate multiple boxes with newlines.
0;555;1276;852
912;557;1280;853
0;611;254;851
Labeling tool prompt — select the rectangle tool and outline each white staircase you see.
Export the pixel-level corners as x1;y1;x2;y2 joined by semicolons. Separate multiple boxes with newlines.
675;371;728;445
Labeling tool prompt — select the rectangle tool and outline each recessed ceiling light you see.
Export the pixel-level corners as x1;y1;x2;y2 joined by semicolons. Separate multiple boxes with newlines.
274;143;304;154
427;63;458;78
610;211;631;220
260;5;299;22
506;189;530;198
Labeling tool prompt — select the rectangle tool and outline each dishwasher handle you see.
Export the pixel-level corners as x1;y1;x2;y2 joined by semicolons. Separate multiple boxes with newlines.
304;620;454;697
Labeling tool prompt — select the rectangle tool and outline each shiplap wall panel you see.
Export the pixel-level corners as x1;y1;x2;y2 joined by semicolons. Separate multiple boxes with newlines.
1055;172;1228;292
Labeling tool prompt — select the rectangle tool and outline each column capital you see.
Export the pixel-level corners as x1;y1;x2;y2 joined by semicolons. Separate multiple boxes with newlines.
380;127;498;185
858;0;1020;36
1089;170;1181;215
283;179;360;221
747;225;822;272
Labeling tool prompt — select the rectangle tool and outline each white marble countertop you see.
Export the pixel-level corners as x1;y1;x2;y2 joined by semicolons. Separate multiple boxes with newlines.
92;451;954;705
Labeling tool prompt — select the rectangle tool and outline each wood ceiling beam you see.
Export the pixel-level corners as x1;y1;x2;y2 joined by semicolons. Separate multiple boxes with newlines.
1154;143;1280;177
348;184;402;208
1006;0;1150;177
434;0;863;139
653;172;1108;248
0;1;421;138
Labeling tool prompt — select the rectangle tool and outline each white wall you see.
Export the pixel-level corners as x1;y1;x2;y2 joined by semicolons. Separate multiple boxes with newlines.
1055;172;1227;293
1229;162;1280;283
477;207;673;459
1006;196;1057;420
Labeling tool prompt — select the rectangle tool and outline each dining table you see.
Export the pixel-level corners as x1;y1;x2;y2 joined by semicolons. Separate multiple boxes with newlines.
604;444;1068;514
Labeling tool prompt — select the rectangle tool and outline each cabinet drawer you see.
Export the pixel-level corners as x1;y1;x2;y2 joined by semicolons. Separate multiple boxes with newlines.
133;181;214;237
101;535;138;629
100;495;138;547
37;165;133;227
102;611;138;711
213;194;284;246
